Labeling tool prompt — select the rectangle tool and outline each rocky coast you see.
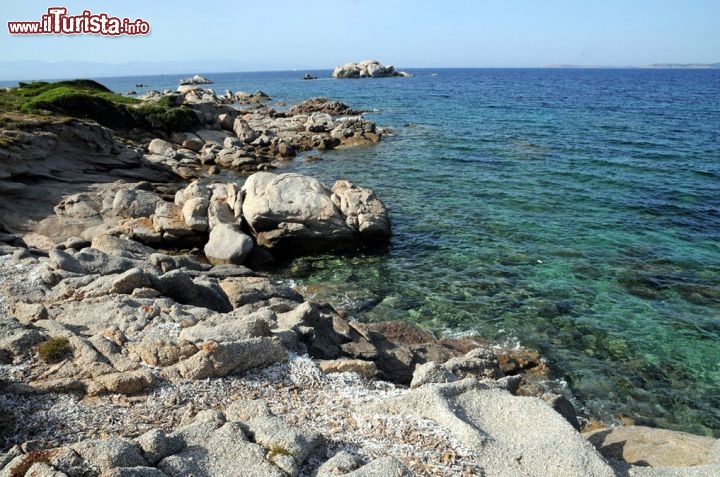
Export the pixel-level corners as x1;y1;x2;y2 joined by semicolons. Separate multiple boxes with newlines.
0;80;718;476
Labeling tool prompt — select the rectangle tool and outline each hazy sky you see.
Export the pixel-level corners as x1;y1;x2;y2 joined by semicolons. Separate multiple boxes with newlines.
2;0;719;78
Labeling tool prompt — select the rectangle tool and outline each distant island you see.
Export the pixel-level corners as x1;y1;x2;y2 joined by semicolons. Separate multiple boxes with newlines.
544;63;720;69
643;63;720;68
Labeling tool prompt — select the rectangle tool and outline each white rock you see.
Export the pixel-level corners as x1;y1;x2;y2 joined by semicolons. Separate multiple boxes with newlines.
148;138;176;157
204;223;254;265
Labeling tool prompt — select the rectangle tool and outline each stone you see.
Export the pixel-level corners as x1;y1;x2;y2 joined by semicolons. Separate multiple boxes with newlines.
158;421;284;477
543;393;581;431
245;414;324;464
153;202;194;239
54;192;103;219
340;456;414;476
315;451;363;477
217;113;236;131
163;337;286;380
181;197;209;232
178;311;272;343
225;399;272;422
223;137;243;149
584;425;717;468
91;235;157;260
202;264;256;279
72;438;147;471
50;247;155;276
288;98;363;117
304;113;335;132
0;322;46;356
331;180;391;239
195;129;234;146
233;118;260;144
319;359;377;379
179;74;213;85
276;142;296;158
94;268;150;296
181;135;204;152
172;409;225;445
149;253;212;273
207;201;235;230
24;462;68;477
135;429;184;465
46;447;89;476
112;189;165;220
220;276;302;308
131;340;198;368
332;59;411;79
150;270;232;313
174;180;209;206
443;349;504;381
364;320;434;345
102;467;169;477
276;302;345;359
91;368;155;396
11;302;48;323
117;218;163;244
410;361;458;388
364;380;614;477
148;139;176;157
204;224;254;265
242;172;364;253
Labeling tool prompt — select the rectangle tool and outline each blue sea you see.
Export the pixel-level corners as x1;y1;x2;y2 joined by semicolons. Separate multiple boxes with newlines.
6;68;720;436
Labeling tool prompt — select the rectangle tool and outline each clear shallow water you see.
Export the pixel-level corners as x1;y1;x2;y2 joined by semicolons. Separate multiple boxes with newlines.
8;69;720;435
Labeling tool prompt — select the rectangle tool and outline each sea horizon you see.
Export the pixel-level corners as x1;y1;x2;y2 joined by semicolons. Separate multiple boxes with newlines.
2;62;720;86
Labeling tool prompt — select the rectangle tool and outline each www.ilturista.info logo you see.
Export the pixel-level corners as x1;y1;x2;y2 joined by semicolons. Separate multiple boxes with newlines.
7;7;150;36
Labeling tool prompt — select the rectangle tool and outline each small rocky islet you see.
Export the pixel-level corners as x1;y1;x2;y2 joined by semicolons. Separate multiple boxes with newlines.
0;78;718;476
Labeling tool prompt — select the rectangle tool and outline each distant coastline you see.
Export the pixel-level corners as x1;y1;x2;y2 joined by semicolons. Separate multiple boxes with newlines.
2;60;720;82
544;63;720;69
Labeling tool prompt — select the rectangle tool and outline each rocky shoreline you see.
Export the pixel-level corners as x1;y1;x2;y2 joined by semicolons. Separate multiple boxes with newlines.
1;83;718;476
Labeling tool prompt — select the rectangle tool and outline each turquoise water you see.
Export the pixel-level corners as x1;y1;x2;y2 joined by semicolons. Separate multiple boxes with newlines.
9;69;720;435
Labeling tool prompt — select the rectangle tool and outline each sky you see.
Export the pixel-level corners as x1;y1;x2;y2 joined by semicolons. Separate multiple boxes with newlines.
1;0;719;79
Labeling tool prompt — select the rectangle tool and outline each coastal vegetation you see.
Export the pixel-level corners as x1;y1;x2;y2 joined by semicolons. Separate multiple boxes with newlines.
0;79;199;132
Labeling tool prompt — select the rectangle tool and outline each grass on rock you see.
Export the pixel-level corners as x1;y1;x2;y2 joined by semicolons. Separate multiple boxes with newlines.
37;337;72;363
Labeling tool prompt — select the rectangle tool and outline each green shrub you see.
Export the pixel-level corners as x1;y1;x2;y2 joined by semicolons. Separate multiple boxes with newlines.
15;79;111;97
8;79;200;133
37;337;72;363
134;104;200;132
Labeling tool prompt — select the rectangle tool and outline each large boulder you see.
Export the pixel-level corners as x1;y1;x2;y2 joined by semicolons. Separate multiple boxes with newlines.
241;172;389;254
112;189;164;219
363;379;615;477
331;180;390;239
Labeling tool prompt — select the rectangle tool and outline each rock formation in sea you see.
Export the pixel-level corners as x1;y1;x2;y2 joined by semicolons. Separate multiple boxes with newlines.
332;59;412;78
179;74;213;85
